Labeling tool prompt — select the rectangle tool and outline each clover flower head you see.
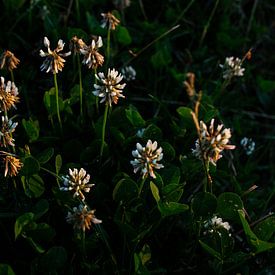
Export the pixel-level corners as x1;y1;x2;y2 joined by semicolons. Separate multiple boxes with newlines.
80;36;104;69
192;119;235;166
0;151;23;177
130;140;164;179
121;66;136;81
60;168;95;201
204;215;231;236
39;36;71;74
240;137;255;155
0;116;18;147
66;204;102;232
0;50;20;71
219;56;245;79
0;76;19;112
101;12;120;30
93;68;126;106
69;36;87;55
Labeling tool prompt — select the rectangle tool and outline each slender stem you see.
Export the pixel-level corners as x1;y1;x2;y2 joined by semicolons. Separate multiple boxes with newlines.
94;68;99;114
246;0;259;37
75;0;80;24
53;73;62;132
173;0;196;26
81;230;86;259
10;70;14;83
100;104;109;158
106;27;111;67
138;177;147;197
77;53;83;120
40;166;62;187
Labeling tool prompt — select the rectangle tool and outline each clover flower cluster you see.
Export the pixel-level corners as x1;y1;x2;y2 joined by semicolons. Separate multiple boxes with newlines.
240;137;255;155
0;52;22;177
101;12;120;30
130;140;164;179
204;215;231;236
220;56;245;79
121;66;136;81
192;119;235;166
60;168;101;232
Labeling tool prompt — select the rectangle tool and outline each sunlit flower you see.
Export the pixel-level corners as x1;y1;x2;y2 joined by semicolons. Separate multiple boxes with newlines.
39;36;71;74
69;36;87;55
80;36;104;69
204;215;231;236
121;66;136;81
192;119;235;165
0;77;19;112
93;68;126;106
66;204;102;232
0;50;20;71
130;140;164;179
60;168;94;201
240;137;255;155
219;56;245;79
101;12;120;30
0;151;23;177
0;116;18;147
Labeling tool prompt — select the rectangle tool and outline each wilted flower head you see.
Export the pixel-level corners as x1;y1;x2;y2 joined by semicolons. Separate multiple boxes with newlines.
80;36;104;69
121;66;136;81
0;50;20;71
39;37;71;74
0;151;23;177
183;72;196;97
204;215;231;236
93;68;126;106
0;77;19;112
192;119;235;165
219;56;245;79
0;116;18;147
60;168;94;201
240;137;255;155
101;12;120;30
69;36;87;55
66;204;102;232
130;140;164;179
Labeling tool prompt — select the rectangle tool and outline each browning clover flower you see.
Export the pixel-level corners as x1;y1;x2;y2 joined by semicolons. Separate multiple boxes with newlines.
0;151;23;177
130;140;164;179
0;77;19;112
80;36;104;69
219;56;245;79
93;68;126;106
69;36;87;55
60;168;94;201
192;119;235;166
0;116;18;147
0;50;20;71
39;36;71;74
66;204;102;232
101;12;120;30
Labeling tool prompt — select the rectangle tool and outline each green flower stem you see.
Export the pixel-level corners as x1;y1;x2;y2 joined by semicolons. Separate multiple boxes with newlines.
100;104;109;158
77;53;83;119
40;166;62;188
106;27;111;67
10;70;14;83
94;68;99;114
53;73;62;132
81;230;86;259
138;177;147;196
75;0;80;24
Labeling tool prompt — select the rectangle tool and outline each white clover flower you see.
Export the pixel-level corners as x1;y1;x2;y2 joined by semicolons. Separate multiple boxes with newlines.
40;36;71;74
240;137;255;155
204;215;231;236
0;77;19;112
136;128;145;138
192;119;235;166
219;56;245;79
121;66;136;81
130;140;164;179
93;68;126;106
0;116;18;147
66;204;102;232
60;168;94;201
80;36;104;69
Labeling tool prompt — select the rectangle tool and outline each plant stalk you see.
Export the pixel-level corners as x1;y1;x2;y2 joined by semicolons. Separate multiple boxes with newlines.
100;104;109;158
53;73;62;132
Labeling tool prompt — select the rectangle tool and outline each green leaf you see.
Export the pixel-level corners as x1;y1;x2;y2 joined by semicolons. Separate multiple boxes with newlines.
254;216;275;241
21;156;40;177
161;165;180;185
32;199;49;219
125;105;145;128
22;174;45;198
199;240;222;260
160;142;176;162
113;178;138;202
15;212;34;239
43;88;64;115
28;223;56;244
36;147;54;164
176;107;193;128
0;264;16;275
26;236;46;254
55;154;62;175
143;124;162;140
217;192;244;221
162;184;183;202
158;201;189;217
191;192;217;219
22;118;39;142
151;43;172;68
150;181;160;203
116;26;132;45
